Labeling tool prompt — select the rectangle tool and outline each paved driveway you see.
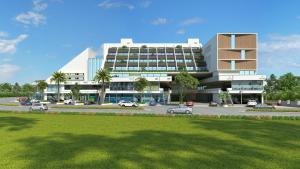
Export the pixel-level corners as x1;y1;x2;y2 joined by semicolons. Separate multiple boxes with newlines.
1;97;300;116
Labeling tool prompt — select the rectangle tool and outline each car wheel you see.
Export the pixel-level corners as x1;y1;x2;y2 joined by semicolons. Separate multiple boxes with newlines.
40;108;44;112
185;110;190;114
122;105;125;107
29;107;33;111
169;110;174;114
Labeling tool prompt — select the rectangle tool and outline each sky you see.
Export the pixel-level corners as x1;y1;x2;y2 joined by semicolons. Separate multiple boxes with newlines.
0;0;300;83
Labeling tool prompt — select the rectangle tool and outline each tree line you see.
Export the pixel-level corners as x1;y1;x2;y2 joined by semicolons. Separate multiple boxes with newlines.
264;72;300;101
0;80;47;98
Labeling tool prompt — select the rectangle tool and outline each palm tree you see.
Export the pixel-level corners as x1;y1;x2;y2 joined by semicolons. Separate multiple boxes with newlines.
134;77;148;103
50;71;66;101
36;80;48;100
94;69;111;105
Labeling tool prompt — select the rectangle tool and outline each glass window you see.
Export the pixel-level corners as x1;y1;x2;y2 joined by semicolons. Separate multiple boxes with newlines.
241;50;246;60
186;67;194;70
231;60;236;70
167;67;176;70
231;34;235;49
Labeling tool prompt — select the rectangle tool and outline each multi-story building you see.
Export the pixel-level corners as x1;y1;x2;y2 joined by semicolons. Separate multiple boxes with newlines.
202;33;265;103
45;33;266;104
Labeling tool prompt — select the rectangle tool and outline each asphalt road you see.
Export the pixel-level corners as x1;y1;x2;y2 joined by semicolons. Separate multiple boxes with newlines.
1;97;300;116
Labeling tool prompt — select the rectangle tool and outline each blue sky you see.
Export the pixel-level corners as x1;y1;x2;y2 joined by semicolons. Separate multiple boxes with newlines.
0;0;300;83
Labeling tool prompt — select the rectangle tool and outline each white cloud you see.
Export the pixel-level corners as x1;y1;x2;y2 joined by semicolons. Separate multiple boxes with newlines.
259;34;300;52
33;0;48;11
0;31;8;37
2;57;12;62
151;18;167;25
176;29;185;35
98;0;134;10
0;64;21;81
0;34;28;54
259;34;300;75
16;12;46;26
15;0;47;26
181;17;204;26
141;0;151;8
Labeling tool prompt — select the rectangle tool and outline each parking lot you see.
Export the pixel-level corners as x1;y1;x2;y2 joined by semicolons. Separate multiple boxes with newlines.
1;97;300;116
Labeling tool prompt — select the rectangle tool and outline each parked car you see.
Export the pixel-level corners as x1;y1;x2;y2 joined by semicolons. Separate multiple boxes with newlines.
185;101;194;107
18;97;30;102
118;100;128;106
254;104;275;109
119;101;138;107
31;99;40;103
20;100;32;106
167;105;192;114
84;100;95;105
149;100;157;106
247;100;257;107
29;103;48;111
64;99;74;105
209;101;218;107
48;98;58;104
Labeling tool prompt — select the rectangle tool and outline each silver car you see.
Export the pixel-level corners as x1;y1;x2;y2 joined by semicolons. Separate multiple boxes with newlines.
29;103;48;111
167;105;193;114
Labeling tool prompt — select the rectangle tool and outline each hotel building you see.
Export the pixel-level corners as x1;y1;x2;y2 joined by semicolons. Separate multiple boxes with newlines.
45;33;266;104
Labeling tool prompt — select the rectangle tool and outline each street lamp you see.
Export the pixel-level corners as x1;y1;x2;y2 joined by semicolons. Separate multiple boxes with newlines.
240;90;243;105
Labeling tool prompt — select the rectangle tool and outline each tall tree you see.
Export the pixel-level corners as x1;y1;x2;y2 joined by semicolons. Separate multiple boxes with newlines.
264;74;277;100
50;71;66;101
94;69;111;105
175;72;200;104
134;77;148;102
22;83;35;93
219;91;231;105
71;83;80;100
36;80;48;99
12;83;22;93
0;83;12;92
277;73;298;91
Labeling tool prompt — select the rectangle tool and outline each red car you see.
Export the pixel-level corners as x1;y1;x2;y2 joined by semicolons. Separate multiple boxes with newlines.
185;101;194;107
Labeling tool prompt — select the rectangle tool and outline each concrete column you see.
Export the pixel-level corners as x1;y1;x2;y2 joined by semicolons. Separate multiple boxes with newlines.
43;94;47;101
167;90;171;104
261;94;264;104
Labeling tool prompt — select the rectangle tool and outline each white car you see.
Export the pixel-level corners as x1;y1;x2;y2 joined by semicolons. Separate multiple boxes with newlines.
31;99;40;103
29;103;48;111
119;101;138;107
64;99;74;105
247;100;257;107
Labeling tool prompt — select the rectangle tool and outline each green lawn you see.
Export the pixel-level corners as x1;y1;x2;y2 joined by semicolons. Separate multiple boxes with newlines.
0;111;300;169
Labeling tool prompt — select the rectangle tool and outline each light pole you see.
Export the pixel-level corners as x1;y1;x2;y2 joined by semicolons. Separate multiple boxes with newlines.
240;90;243;105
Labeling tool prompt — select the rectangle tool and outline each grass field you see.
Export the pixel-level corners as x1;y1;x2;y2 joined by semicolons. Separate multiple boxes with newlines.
0;111;300;169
